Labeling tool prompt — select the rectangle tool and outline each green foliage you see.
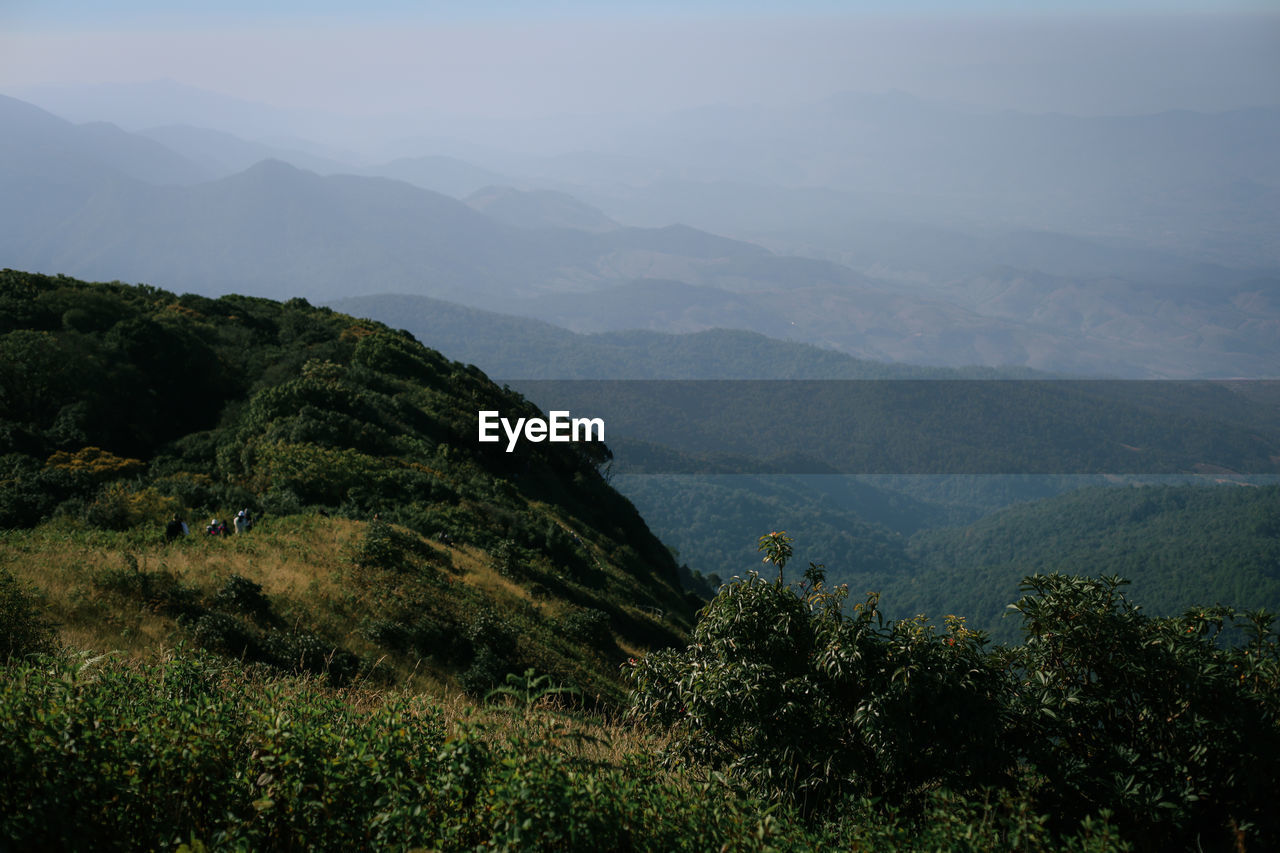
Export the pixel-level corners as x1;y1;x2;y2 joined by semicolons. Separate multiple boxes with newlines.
212;574;276;625
0;654;820;851
0;567;58;659
556;607;612;649
627;568;1010;816
1008;574;1280;849
815;787;1131;852
629;541;1280;851
0;269;697;700
0;453;72;528
460;611;522;696
483;667;580;710
615;473;921;595
354;517;445;575
895;483;1280;641
93;556;203;620
757;529;794;582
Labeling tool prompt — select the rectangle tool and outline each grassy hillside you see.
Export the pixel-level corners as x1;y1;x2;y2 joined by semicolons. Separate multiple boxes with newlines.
0;268;695;700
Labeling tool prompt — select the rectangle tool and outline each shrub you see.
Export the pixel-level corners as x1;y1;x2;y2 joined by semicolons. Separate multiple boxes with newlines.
0;568;58;660
557;607;612;648
260;629;361;687
1008;574;1280;849
627;567;1011;815
354;518;443;575
192;612;258;660
83;482;179;531
212;575;275;626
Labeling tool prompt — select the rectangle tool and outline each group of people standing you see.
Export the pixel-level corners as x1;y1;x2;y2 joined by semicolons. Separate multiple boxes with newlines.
165;510;255;541
208;510;254;536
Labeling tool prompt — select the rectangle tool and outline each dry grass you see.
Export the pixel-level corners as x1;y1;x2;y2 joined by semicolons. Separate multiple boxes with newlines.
4;519;687;794
0;514;370;658
1;511;671;731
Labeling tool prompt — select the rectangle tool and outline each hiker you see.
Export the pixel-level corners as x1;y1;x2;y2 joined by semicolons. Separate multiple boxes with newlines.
234;510;249;535
164;515;185;542
206;518;227;536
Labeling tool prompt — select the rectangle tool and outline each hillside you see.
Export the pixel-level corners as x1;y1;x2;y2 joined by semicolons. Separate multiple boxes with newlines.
0;269;696;701
885;483;1280;642
6;268;1280;850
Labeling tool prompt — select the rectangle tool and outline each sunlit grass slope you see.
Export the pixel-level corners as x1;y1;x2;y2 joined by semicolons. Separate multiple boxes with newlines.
0;268;698;699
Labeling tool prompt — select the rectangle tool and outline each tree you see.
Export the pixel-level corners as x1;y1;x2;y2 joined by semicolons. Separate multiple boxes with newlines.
626;534;1010;815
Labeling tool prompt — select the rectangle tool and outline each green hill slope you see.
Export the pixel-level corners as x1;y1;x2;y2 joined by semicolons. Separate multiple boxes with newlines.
886;483;1280;641
0;268;696;700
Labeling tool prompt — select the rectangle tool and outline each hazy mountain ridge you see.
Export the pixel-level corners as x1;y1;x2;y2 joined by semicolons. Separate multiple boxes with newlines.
330;292;1015;379
5;90;1278;377
465;186;620;232
575;94;1280;265
138;123;354;178
0;94;214;187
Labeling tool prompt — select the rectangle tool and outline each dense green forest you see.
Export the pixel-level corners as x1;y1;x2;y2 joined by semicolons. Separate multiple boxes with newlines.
501;378;1280;476
891;483;1280;642
617;473;1280;640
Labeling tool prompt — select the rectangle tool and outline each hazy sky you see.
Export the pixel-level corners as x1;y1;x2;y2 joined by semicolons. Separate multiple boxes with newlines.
2;1;1277;120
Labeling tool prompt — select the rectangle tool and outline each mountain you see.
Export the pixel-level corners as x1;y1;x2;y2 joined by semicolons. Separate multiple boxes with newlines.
466;186;620;232
0;157;564;304
0;268;697;701
0;105;796;308
138;123;356;178
568;179;1257;287
5;92;1280;377
330;292;1010;379
614;474;1280;647
9;78;338;146
364;155;514;199
0;94;213;186
566;93;1280;268
887;483;1280;641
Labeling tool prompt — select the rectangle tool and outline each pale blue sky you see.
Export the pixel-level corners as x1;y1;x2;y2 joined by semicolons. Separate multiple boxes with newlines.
4;0;1276;25
2;1;1277;120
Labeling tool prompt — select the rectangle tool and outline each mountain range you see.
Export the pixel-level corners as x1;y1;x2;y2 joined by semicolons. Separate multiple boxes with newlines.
3;90;1278;378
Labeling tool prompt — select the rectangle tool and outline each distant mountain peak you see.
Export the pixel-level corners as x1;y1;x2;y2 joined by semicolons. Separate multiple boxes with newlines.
466;185;619;232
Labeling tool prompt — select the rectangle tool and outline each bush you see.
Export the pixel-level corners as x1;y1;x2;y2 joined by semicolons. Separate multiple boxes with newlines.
557;607;612;648
95;557;202;620
261;630;361;687
83;482;179;531
0;654;822;852
627;566;1010;815
0;568;58;660
354;518;443;576
192;612;258;660
1008;574;1280;849
213;574;275;625
627;534;1280;850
